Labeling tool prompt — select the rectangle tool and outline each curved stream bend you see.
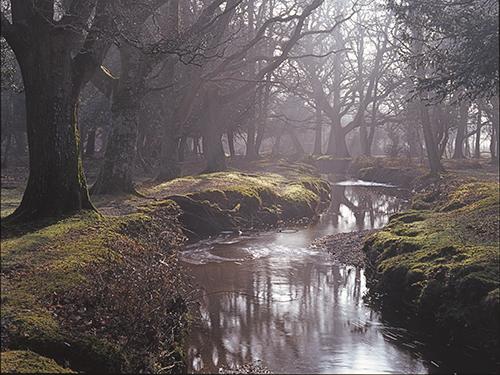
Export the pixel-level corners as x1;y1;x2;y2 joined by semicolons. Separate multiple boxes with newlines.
182;182;444;374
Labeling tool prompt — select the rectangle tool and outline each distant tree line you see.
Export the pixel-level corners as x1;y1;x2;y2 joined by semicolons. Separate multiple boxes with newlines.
1;0;498;222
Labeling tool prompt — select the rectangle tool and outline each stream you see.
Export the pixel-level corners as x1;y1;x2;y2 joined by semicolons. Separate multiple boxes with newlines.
181;180;450;374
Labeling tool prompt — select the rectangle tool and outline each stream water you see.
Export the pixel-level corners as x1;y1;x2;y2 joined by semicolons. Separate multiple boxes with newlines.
181;181;450;374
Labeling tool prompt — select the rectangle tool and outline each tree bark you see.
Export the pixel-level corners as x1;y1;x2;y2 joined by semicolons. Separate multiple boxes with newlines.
227;129;236;157
489;98;499;164
255;75;271;156
156;133;181;181
91;45;145;195
203;91;227;172
8;34;94;221
474;108;482;159
85;128;97;157
452;102;469;159
419;101;444;174
178;136;187;162
313;107;323;155
327;120;350;158
410;21;444;175
2;133;12;168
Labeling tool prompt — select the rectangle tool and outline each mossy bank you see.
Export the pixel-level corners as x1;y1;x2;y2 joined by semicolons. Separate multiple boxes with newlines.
1;204;189;373
364;176;499;364
1;162;331;372
147;169;331;240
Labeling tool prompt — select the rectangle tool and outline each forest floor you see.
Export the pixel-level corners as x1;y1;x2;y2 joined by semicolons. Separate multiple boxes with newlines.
0;158;331;373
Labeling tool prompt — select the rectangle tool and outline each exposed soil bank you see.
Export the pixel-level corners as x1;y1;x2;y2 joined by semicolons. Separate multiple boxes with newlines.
352;158;500;367
1;161;331;373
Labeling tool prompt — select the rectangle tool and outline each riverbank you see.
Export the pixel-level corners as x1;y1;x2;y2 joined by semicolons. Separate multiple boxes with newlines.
345;157;499;367
1;160;331;372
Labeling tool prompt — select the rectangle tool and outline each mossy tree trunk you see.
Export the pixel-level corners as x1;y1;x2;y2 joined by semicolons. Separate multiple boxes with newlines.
4;16;95;222
91;45;145;195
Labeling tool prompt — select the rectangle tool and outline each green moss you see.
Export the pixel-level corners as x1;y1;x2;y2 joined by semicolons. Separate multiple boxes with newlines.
0;351;74;373
0;161;329;371
1;208;184;373
364;180;500;357
147;169;330;234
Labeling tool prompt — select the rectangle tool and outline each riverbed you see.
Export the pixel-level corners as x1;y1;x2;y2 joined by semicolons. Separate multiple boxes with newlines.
181;181;446;374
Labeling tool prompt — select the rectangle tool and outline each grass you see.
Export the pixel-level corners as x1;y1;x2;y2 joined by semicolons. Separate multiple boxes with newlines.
1;204;188;373
1;160;332;372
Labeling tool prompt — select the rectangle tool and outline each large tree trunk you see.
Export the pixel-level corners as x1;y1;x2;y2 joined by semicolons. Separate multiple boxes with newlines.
327;120;350;158
91;105;139;194
91;45;144;195
8;36;93;222
419;101;444;175
411;22;444;175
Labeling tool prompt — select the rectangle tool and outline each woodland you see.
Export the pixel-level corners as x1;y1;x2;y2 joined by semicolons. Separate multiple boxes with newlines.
0;0;499;374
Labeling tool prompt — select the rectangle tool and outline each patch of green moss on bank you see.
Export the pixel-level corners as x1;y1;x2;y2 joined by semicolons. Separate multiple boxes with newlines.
1;203;188;373
364;181;499;358
0;350;74;373
147;170;331;238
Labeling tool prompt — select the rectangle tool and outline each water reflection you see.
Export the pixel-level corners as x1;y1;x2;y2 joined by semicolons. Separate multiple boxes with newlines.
184;184;429;374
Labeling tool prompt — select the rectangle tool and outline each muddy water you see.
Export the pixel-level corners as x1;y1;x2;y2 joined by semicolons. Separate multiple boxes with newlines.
181;182;440;374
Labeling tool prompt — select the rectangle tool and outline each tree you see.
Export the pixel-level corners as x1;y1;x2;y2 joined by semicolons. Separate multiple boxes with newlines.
388;0;499;101
1;1;113;222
